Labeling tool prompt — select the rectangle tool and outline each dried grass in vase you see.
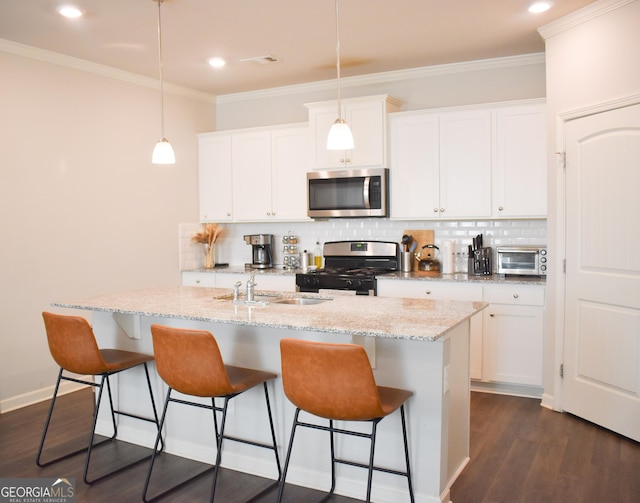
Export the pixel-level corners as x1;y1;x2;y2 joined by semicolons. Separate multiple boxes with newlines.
192;224;222;268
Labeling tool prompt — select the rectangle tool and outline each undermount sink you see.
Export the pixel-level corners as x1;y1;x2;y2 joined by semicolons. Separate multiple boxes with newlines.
213;291;331;306
273;297;331;306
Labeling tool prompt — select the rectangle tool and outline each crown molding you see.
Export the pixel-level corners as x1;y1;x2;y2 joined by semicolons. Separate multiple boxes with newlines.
0;38;217;103
1;35;545;107
538;0;635;39
216;53;546;104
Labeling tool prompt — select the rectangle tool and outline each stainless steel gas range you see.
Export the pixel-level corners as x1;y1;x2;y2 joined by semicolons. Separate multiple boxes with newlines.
295;240;400;296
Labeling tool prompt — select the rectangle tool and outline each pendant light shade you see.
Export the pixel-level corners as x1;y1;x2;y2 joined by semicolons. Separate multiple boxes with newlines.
152;0;175;164
327;118;354;150
327;0;353;151
152;138;176;164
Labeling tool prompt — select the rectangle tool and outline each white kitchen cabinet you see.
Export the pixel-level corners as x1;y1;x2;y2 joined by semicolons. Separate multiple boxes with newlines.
181;271;216;287
182;271;296;292
231;131;272;221
232;124;309;222
389;113;440;219
199;124;309;223
439;109;492;219
482;284;544;387
306;95;401;170
389;100;546;220
270;126;311;221
389;108;492;219
198;133;233;222
377;279;484;379
493;103;547;218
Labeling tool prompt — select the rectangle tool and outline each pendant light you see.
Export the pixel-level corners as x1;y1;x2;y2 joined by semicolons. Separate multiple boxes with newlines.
152;0;175;164
326;0;354;151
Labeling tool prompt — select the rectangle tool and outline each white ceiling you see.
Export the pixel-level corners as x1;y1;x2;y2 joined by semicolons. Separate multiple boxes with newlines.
0;0;595;96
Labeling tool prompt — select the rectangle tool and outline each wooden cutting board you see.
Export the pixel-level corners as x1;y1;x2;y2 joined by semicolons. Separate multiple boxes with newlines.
403;229;435;258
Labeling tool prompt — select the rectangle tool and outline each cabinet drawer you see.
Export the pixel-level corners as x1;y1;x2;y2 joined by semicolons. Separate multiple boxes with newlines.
181;272;216;287
483;284;544;306
377;279;482;300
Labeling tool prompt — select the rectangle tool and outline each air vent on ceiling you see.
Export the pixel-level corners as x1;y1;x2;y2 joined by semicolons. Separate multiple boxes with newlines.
240;55;282;65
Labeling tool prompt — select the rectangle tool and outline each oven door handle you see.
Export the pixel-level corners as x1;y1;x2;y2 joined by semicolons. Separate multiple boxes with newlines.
363;176;371;209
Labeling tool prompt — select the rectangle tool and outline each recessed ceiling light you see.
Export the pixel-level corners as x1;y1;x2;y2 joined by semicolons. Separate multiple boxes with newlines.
57;5;84;18
528;2;553;13
207;57;226;68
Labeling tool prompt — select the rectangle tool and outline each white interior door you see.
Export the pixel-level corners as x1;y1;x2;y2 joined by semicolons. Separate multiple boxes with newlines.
563;103;640;441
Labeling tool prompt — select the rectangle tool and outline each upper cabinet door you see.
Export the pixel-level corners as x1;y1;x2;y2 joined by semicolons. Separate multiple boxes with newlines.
306;95;401;170
494;103;547;218
198;133;233;222
389;112;440;219
271;125;310;221
231;131;272;221
439;110;493;219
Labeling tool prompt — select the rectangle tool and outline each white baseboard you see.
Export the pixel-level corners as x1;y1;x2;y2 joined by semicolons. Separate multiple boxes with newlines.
0;378;91;414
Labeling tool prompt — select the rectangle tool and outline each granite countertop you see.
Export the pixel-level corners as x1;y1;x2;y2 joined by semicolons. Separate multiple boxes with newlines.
184;266;546;286
53;286;487;342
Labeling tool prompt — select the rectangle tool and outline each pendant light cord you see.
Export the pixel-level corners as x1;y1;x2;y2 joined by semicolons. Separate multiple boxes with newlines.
334;0;343;119
157;0;166;140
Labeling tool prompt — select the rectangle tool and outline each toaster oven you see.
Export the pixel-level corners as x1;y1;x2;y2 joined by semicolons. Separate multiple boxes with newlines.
496;246;548;276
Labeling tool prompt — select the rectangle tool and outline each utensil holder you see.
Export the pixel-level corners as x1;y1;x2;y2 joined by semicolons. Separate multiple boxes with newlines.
400;251;413;272
468;247;492;276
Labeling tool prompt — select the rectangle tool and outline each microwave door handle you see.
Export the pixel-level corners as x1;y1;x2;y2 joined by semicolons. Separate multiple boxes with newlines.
363;176;371;209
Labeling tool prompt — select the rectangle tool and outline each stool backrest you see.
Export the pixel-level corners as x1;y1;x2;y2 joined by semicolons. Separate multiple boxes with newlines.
280;338;386;421
42;311;107;375
150;324;233;397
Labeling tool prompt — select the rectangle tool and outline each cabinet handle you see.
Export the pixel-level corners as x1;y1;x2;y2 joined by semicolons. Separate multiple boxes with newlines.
490;313;495;317
433;208;439;213
425;290;431;295
196;279;201;284
266;211;271;216
440;208;445;213
498;206;504;211
513;293;519;299
226;212;231;217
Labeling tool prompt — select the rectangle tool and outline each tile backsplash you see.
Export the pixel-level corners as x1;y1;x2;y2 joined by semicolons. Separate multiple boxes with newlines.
179;219;546;270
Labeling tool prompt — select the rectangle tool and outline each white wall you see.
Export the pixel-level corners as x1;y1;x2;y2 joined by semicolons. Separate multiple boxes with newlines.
0;50;216;411
540;0;640;408
215;54;546;130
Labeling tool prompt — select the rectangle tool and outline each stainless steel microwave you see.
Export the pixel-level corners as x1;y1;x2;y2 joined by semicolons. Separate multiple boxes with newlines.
307;168;389;218
496;246;548;276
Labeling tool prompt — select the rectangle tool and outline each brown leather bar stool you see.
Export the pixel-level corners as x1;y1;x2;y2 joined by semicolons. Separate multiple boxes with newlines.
37;311;163;484
143;324;281;503
277;338;415;503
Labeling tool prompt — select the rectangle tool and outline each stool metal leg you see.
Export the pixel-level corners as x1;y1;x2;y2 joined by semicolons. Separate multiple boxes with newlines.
366;420;378;503
262;382;282;482
36;370;116;469
276;408;301;503
83;374;116;484
329;419;337;496
210;396;230;502
400;405;415;503
142;387;172;503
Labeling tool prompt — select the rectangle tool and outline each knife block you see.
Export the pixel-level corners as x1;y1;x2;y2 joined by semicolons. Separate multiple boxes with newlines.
468;247;492;276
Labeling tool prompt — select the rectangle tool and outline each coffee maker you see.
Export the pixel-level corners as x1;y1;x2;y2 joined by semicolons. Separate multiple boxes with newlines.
244;234;274;269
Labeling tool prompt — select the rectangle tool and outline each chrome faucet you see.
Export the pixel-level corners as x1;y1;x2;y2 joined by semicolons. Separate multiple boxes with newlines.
246;271;257;302
233;281;242;301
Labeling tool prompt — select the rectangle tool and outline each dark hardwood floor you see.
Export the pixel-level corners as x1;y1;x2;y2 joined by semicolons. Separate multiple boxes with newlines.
1;389;638;502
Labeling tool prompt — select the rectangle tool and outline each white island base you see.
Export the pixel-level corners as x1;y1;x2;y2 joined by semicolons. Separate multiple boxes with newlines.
56;287;481;503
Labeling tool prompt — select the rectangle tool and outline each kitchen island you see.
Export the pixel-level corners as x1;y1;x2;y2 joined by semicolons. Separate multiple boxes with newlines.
53;286;486;503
